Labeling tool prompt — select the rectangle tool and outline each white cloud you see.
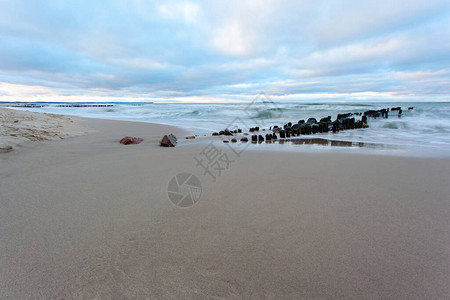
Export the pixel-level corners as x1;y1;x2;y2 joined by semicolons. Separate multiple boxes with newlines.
109;58;169;70
395;70;449;81
294;37;407;76
212;22;251;56
158;2;201;24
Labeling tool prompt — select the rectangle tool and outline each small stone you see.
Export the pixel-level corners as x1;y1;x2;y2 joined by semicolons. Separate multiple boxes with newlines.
240;137;249;142
120;136;143;145
185;136;195;139
223;129;233;136
160;134;177;147
231;138;237;143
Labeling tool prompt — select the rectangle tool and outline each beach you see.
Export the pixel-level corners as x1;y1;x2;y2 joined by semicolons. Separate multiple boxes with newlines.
1;108;450;299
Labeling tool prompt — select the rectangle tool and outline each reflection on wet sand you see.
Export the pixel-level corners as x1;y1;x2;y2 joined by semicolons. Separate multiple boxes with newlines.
253;138;388;149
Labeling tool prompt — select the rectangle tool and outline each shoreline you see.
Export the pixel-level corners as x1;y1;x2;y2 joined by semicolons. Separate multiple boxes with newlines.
2;107;448;158
5;101;450;153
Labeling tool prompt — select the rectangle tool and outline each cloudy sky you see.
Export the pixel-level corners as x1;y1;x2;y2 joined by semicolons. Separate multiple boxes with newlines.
0;0;449;102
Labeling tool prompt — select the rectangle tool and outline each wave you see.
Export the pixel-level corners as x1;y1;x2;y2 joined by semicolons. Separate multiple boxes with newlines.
184;110;200;116
381;122;399;129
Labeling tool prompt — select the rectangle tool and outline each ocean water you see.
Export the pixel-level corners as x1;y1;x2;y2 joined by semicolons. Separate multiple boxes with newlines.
10;101;450;155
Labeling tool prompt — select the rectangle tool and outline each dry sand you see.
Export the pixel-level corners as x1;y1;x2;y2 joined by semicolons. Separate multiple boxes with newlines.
0;109;449;299
0;108;88;152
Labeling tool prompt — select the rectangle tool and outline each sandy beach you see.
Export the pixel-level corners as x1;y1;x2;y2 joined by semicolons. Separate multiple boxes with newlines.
1;109;450;299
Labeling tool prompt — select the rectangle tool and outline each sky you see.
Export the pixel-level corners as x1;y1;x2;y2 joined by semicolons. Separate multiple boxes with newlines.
0;0;449;103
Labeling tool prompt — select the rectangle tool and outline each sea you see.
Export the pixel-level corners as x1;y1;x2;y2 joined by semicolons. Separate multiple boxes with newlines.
7;101;450;156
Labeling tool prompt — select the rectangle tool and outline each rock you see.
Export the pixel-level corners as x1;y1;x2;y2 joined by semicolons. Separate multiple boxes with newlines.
252;135;258;142
307;118;317;124
391;107;401;111
363;109;388;119
337;113;352;120
223;140;229;143
258;135;264;142
291;123;303;131
120;136;144;145
231;138;237;143
408;107;414;110
265;134;272;140
332;121;339;133
280;130;286;138
319;122;329;132
298;120;305;124
303;124;312;135
160;134;177;147
241;137;249;142
224;129;233;136
185;136;195;139
212;132;219;136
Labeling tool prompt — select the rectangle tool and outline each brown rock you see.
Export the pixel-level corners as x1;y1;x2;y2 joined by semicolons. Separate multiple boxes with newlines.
185;136;195;139
120;136;143;145
160;134;177;147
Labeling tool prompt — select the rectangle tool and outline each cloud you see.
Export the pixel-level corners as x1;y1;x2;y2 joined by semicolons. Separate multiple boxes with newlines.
212;22;250;56
0;0;449;102
158;2;201;24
